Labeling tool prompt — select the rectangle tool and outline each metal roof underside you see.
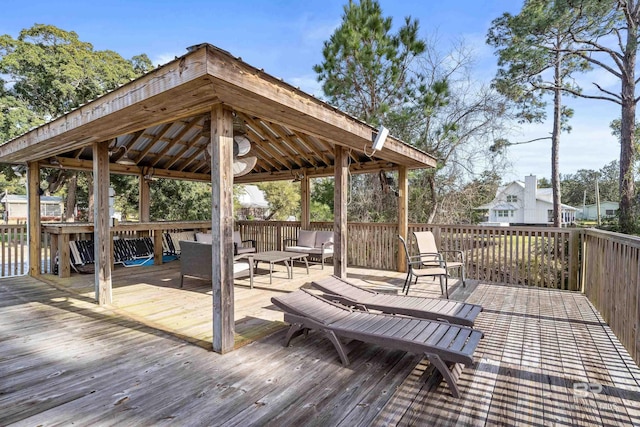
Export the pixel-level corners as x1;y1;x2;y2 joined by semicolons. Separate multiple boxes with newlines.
0;44;437;183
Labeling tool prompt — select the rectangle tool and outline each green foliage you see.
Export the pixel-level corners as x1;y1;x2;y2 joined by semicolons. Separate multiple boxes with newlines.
313;0;425;123
310;201;333;222
258;181;300;220
111;175;139;220
311;178;334;211
560;160;619;206
150;179;212;221
0;24;152;118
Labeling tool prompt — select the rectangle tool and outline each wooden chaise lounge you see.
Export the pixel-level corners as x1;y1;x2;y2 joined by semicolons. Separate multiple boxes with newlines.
311;276;482;327
271;289;484;398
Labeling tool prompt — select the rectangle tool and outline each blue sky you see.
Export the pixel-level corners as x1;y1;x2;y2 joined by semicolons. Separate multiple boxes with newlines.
1;0;620;183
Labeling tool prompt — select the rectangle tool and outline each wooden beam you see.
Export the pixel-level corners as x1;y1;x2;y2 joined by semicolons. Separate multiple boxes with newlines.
334;145;348;278
93;142;112;305
300;175;310;229
27;162;41;277
397;166;408;273
210;104;235;354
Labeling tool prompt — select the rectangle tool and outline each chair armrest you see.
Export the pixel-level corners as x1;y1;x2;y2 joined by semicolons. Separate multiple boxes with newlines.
439;250;465;262
241;239;256;248
417;252;447;268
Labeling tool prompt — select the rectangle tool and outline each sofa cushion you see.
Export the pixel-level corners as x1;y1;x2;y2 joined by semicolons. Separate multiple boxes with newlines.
297;230;316;248
196;232;213;244
315;231;334;248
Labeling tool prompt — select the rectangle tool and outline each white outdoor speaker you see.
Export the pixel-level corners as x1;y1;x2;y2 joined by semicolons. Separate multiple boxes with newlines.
372;125;389;152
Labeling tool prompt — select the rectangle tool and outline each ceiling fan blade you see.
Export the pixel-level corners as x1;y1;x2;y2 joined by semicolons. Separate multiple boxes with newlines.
233;156;257;177
233;135;251;156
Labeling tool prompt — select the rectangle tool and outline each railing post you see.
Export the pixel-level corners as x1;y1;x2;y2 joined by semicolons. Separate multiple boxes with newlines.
568;229;580;291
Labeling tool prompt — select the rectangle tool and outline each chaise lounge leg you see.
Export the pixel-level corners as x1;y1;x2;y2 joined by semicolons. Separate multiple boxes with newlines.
323;329;350;366
284;323;307;347
425;353;463;398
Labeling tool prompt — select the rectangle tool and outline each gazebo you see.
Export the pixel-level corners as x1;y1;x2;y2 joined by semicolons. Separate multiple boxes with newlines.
0;43;436;353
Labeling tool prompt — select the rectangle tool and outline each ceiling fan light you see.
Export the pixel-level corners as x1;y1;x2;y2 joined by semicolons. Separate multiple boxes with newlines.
116;154;136;166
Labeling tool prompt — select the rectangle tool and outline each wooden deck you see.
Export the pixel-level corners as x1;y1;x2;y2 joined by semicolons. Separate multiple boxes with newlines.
1;262;639;426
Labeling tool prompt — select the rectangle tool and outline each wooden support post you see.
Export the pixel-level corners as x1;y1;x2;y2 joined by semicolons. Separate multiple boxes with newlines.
154;231;163;265
93;142;112;305
397;166;408;273
334;145;348;278
58;234;70;278
300;174;310;230
210;105;235;354
27;162;41;277
139;175;150;222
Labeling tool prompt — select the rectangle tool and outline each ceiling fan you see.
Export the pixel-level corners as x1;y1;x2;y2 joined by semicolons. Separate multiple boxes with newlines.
203;115;257;177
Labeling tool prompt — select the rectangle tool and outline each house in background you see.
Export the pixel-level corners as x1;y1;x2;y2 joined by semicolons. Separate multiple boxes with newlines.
235;185;270;220
475;175;577;226
579;201;619;221
1;194;64;223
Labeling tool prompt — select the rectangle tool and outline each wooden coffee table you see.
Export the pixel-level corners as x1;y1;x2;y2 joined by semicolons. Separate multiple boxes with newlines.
252;251;309;284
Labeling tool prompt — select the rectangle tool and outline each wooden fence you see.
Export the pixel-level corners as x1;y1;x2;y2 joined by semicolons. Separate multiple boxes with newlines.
581;229;640;365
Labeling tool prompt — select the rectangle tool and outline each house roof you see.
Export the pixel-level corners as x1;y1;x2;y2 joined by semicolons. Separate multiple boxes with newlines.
0;44;437;184
1;194;63;203
237;185;269;209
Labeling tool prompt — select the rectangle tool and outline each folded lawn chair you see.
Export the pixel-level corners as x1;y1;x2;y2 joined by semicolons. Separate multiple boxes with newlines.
271;289;483;398
311;275;482;327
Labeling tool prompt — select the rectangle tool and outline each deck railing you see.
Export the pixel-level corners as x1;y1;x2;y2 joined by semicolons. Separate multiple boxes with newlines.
4;220;638;365
581;229;640;365
236;221;580;290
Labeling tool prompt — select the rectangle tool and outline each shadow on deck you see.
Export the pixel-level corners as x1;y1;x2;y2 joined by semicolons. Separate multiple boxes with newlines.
1;262;639;426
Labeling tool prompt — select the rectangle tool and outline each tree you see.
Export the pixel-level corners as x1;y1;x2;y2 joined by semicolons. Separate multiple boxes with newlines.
150;180;211;221
523;1;640;233
315;1;510;223
397;40;510;223
313;0;426;223
0;24;153;219
487;0;588;227
313;0;425;123
258;181;300;220
0;24;153;118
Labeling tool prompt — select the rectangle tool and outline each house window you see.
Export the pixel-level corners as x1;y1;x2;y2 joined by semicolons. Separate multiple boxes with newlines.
496;210;512;218
547;210;553;222
506;195;518;202
41;204;61;218
605;209;616;216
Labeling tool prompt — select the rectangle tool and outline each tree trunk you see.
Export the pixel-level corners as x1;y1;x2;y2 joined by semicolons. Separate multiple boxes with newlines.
426;173;438;223
619;20;637;234
64;173;77;221
551;44;562;228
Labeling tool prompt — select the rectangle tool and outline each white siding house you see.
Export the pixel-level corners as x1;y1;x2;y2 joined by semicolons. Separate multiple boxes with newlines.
1;194;64;222
580;201;619;220
475;175;577;226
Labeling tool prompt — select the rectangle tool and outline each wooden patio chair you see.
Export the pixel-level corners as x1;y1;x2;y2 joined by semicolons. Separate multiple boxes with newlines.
271;289;483;398
413;231;466;288
311;275;482;326
398;235;449;298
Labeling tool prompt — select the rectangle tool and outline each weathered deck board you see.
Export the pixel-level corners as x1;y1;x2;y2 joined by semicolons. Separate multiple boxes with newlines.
373;283;640;426
1;266;639;426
